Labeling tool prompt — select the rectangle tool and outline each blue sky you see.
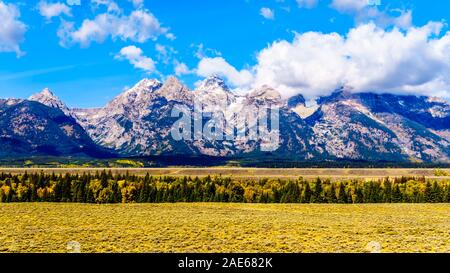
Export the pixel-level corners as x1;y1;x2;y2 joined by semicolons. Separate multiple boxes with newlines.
1;0;450;108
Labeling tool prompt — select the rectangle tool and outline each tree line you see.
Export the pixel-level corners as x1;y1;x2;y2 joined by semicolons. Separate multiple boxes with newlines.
0;171;448;204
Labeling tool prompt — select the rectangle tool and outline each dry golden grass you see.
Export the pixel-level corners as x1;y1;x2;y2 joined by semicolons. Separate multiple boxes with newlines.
0;203;448;253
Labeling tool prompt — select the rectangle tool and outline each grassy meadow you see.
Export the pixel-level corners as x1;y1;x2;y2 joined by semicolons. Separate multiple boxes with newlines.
0;203;448;253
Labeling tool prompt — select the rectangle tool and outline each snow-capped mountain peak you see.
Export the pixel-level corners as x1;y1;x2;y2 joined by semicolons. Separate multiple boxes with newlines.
108;78;162;109
128;78;162;93
29;88;71;116
30;88;59;102
156;75;192;103
194;75;237;108
197;75;230;92
41;88;55;97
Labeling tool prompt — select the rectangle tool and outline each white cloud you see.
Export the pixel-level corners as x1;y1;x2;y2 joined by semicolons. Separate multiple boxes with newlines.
392;10;413;30
56;19;74;47
196;57;254;88
67;0;80;6
38;1;72;20
155;43;177;64
192;43;221;59
155;43;167;55
129;0;143;8
260;7;275;20
296;0;319;9
330;0;412;29
115;45;156;73
253;22;450;99
0;1;27;56
165;33;176;41
59;7;169;47
193;21;450;100
330;0;367;13
292;0;412;30
174;62;192;76
91;0;121;13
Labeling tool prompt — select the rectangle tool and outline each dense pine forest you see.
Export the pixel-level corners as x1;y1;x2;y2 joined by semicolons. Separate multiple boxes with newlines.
0;171;448;204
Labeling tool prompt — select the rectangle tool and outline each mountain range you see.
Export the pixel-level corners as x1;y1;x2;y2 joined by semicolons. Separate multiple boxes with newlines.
1;75;449;163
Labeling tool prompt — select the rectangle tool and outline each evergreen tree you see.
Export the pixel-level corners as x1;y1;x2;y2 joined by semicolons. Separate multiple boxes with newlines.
325;184;338;203
431;181;442;203
383;179;392;203
301;182;312;203
444;184;450;203
337;183;347;203
424;182;432;203
392;184;402;203
311;178;323;203
354;187;364;203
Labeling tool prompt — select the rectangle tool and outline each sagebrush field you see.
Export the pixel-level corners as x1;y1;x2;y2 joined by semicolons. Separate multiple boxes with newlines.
0;203;448;253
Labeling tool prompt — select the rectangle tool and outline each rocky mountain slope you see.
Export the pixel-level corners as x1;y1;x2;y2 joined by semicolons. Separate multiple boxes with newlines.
10;76;450;163
306;90;450;162
0;99;112;157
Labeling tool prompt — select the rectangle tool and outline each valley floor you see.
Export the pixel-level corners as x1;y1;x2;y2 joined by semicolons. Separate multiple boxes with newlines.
0;203;448;253
1;167;450;181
